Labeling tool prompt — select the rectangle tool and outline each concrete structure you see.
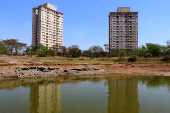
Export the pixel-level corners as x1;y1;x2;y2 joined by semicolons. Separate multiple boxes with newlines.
32;3;64;49
109;7;138;52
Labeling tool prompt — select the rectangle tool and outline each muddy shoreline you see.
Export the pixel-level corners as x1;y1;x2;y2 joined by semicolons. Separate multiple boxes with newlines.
1;63;170;80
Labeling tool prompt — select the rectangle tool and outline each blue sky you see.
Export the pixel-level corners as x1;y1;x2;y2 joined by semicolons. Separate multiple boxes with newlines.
0;0;170;49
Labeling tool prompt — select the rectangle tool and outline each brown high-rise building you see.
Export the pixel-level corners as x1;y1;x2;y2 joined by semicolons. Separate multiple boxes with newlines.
109;7;138;52
32;3;64;49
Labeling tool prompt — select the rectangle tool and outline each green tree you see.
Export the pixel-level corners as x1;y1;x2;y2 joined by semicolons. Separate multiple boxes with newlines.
82;50;91;57
37;45;49;57
162;47;170;57
47;49;55;56
88;45;105;57
26;45;40;56
0;41;7;54
160;46;170;62
137;46;148;57
146;43;161;57
116;49;126;62
26;45;51;57
57;46;67;56
67;45;81;58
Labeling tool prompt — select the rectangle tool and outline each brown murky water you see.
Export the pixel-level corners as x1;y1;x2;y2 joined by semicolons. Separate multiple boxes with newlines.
0;76;170;113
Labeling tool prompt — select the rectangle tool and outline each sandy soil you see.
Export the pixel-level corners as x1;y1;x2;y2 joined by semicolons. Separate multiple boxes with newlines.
0;63;170;79
0;56;170;79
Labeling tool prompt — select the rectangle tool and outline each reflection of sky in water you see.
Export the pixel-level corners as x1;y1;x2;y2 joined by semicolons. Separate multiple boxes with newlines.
139;84;170;113
0;77;169;113
0;88;30;113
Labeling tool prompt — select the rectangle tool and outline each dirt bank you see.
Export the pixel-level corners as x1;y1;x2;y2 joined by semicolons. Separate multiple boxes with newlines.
0;56;170;79
1;63;170;79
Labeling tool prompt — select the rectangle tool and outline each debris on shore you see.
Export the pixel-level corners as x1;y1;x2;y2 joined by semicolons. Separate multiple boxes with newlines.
15;66;105;78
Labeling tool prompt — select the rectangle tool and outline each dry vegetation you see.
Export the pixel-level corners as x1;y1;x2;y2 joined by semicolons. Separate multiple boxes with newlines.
0;55;165;66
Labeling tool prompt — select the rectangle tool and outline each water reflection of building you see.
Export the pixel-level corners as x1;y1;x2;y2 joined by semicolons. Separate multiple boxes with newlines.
107;79;139;113
30;83;61;113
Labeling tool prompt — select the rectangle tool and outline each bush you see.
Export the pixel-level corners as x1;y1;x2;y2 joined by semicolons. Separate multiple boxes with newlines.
67;45;81;58
128;56;137;63
161;56;170;62
37;50;47;57
37;46;48;57
27;45;56;57
0;42;7;54
47;49;55;56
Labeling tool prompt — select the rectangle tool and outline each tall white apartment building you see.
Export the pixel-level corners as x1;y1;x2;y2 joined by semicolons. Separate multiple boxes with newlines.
32;3;64;49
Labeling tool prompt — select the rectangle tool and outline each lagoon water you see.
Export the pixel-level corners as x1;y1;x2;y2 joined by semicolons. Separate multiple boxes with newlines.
0;77;170;113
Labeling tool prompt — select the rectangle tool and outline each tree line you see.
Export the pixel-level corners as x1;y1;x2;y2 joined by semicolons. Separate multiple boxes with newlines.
0;39;26;55
0;39;107;57
1;39;170;61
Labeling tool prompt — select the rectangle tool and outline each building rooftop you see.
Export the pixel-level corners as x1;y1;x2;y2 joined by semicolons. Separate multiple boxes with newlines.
33;2;64;15
42;3;57;11
109;7;137;16
117;7;131;12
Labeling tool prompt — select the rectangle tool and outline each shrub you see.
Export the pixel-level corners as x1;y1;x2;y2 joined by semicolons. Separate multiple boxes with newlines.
161;56;170;62
128;56;137;63
37;50;47;57
47;49;55;56
37;46;48;57
0;42;7;54
67;45;81;58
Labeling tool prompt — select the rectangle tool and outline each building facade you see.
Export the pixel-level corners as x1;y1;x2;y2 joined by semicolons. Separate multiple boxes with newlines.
32;3;64;49
109;7;138;52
